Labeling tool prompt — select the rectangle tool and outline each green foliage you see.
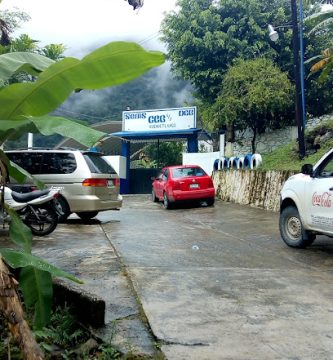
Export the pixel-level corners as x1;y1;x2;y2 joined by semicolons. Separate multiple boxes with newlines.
38;43;66;61
0;249;83;284
35;306;87;349
0;52;54;83
261;142;331;170
9;33;39;52
211;58;293;152
304;5;333;83
161;0;333;123
0;248;83;330
7;206;32;253
261;119;333;170
20;267;53;330
146;142;183;167
161;0;293;101
0;116;106;147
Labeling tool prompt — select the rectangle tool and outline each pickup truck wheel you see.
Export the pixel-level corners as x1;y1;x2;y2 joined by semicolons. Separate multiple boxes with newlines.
279;206;316;248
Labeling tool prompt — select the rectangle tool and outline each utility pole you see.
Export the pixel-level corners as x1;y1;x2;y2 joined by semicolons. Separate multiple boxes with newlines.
291;0;306;159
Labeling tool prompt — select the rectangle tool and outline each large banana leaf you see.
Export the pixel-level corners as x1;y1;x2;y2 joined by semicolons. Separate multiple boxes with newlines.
7;206;33;253
0;42;165;119
0;248;83;284
19;266;53;329
0;149;44;186
305;9;333;35
0;116;106;145
0;52;55;82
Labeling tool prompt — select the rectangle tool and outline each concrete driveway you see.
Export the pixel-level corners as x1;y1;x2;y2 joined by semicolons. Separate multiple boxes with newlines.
100;195;333;360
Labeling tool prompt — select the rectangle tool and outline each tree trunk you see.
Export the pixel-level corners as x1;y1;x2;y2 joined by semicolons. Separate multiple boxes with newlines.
0;257;44;360
226;122;235;142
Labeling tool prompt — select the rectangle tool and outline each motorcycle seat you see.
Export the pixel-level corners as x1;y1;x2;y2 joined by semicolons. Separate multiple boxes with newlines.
11;189;50;203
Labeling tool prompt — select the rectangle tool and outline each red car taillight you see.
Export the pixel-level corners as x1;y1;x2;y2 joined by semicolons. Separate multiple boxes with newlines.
171;180;181;190
82;179;108;187
112;178;120;187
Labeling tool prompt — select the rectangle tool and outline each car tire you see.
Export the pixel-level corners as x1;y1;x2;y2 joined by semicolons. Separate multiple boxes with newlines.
56;196;71;222
163;192;172;210
76;211;99;221
152;189;158;203
279;206;316;248
206;197;215;206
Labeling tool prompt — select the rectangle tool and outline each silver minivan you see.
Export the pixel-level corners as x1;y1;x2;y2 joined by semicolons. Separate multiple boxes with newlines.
6;149;122;221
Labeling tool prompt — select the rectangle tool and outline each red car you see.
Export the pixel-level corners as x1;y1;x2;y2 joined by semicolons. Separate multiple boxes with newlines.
152;165;215;209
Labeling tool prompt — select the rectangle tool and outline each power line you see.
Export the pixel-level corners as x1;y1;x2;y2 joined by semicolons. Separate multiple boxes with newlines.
55;108;113;121
138;32;160;45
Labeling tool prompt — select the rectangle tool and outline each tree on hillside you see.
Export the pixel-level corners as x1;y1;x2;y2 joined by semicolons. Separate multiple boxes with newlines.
212;58;293;153
161;0;333;120
161;0;293;102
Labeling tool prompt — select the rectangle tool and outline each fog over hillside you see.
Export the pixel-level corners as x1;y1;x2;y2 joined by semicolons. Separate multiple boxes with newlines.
54;62;193;124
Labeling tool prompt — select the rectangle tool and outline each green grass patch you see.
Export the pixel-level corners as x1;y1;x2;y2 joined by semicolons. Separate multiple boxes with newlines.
261;143;331;171
261;120;333;171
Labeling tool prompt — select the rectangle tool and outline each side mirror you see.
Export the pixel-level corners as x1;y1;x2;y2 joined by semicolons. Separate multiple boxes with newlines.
301;164;314;176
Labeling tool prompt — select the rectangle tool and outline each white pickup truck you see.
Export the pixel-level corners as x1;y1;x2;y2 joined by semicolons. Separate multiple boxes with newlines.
279;148;333;248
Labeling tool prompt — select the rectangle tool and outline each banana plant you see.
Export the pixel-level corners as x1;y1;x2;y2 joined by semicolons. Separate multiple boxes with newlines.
0;41;164;147
0;41;164;330
304;3;333;80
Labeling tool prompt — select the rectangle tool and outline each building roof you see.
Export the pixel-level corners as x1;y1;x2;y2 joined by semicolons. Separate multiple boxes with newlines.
56;121;211;155
110;128;209;142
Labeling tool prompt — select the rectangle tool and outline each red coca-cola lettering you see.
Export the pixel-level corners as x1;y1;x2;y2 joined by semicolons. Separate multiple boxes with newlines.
312;192;332;207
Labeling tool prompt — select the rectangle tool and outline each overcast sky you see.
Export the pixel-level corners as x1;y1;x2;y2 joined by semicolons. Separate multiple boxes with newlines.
1;0;177;56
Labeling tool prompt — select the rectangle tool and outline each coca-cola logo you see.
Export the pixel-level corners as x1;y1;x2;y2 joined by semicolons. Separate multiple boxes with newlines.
312;192;332;208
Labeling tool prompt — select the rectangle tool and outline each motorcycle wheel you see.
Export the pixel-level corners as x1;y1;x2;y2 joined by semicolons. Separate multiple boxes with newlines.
25;205;58;236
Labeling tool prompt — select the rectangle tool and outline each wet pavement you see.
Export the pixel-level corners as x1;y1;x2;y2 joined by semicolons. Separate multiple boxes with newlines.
3;195;333;359
99;195;333;360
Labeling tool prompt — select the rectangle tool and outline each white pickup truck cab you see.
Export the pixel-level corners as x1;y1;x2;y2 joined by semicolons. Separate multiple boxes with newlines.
279;148;333;248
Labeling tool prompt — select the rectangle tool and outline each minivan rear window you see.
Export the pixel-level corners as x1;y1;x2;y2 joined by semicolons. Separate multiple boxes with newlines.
83;153;117;174
7;152;77;174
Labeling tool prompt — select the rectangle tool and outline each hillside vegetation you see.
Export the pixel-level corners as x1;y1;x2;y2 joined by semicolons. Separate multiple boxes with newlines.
261;119;333;171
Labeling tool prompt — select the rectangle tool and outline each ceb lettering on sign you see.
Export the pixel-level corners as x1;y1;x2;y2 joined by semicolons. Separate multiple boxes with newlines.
148;115;166;123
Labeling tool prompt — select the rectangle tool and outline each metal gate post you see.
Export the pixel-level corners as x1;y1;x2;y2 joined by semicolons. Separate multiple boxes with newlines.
120;140;131;194
187;134;198;153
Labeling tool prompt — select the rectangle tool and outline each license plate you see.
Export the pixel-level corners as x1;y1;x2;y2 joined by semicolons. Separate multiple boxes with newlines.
190;183;199;189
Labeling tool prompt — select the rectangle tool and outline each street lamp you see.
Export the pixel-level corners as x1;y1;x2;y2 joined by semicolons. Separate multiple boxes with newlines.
268;0;306;159
268;25;279;42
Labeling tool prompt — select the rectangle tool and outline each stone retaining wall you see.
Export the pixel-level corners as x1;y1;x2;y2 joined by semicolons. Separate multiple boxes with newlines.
212;169;296;212
229;114;332;156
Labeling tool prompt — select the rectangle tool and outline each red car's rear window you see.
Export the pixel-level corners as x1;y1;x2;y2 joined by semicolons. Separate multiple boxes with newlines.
171;167;207;178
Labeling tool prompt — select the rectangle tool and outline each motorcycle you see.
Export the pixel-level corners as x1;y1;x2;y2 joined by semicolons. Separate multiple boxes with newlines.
0;186;62;236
